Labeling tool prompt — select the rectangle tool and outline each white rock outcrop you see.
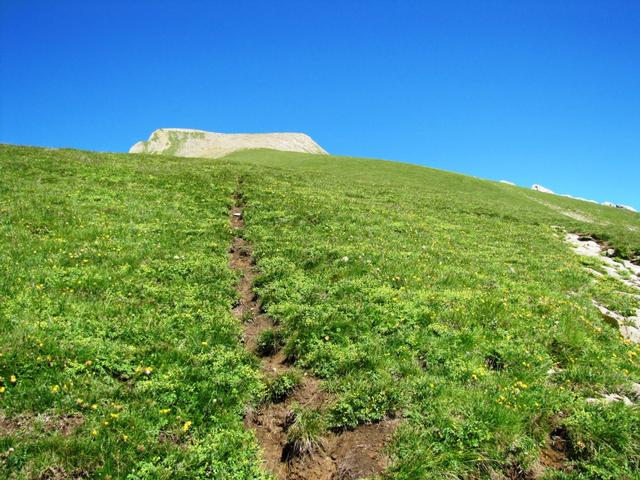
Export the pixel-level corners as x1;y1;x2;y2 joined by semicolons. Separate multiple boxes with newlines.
601;201;637;212
566;234;640;291
566;233;640;344
618;204;638;213
130;128;328;158
561;194;598;204
532;184;554;194
531;186;636;212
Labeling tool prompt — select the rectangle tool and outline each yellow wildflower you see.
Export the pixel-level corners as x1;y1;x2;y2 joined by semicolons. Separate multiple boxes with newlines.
50;385;60;394
159;408;171;415
9;375;16;384
0;386;6;393
182;420;192;432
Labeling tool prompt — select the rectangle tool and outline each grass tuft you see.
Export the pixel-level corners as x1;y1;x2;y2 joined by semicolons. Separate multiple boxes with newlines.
283;406;327;459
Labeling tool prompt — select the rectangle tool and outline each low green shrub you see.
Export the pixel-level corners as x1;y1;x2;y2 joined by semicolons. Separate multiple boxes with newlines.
267;371;301;403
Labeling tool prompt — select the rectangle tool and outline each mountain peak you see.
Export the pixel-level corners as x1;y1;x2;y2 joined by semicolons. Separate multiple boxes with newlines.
129;128;328;158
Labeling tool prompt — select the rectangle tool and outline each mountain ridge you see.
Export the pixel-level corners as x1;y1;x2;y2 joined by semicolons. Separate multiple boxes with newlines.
129;128;328;158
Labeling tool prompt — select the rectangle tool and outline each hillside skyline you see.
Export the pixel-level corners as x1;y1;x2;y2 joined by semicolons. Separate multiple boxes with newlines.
1;0;638;207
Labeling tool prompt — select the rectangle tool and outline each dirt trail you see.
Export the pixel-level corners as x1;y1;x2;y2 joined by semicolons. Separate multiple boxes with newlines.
229;186;398;480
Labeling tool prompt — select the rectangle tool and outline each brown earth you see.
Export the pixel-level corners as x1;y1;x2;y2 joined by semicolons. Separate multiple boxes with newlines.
0;412;83;437
538;426;570;470
530;422;572;479
39;466;89;480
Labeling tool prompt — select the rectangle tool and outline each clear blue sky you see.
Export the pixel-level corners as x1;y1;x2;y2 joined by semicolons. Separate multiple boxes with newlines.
1;1;638;207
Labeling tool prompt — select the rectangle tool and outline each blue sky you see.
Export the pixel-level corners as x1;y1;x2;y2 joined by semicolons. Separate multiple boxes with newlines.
1;1;638;207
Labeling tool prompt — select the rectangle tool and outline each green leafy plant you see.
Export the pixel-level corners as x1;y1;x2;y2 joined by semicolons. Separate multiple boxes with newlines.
266;371;302;403
255;328;285;356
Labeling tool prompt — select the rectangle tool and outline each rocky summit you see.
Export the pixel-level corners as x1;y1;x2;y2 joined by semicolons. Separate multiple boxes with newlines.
129;128;328;158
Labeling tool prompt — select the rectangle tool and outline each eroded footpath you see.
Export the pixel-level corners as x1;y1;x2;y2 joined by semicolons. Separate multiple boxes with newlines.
228;185;398;480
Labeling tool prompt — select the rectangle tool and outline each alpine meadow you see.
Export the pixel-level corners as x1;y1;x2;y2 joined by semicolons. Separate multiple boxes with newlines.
1;144;639;479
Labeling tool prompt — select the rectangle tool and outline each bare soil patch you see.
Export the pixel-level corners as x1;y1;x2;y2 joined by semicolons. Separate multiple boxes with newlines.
539;426;570;470
0;412;83;437
39;466;90;480
531;420;572;479
288;419;401;480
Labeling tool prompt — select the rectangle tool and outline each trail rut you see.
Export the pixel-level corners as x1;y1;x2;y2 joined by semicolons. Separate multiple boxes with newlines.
229;185;398;480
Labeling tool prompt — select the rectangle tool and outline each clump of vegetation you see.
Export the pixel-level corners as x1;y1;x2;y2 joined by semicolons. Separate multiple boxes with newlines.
266;371;301;403
235;149;640;478
255;328;285;356
0;145;268;479
562;402;640;478
284;405;327;458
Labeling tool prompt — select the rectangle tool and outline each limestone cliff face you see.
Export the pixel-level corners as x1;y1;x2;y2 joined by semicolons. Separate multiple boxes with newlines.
129;128;328;158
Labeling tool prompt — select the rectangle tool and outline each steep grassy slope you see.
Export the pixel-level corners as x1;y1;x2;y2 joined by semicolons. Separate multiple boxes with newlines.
0;146;266;479
1;145;639;479
230;150;640;479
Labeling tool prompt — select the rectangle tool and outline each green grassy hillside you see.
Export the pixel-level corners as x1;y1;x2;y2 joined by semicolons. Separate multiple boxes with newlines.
1;144;639;479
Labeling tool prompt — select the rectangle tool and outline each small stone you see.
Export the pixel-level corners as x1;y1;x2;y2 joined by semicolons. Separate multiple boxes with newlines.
622;396;634;406
629;383;640;400
601;393;634;406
